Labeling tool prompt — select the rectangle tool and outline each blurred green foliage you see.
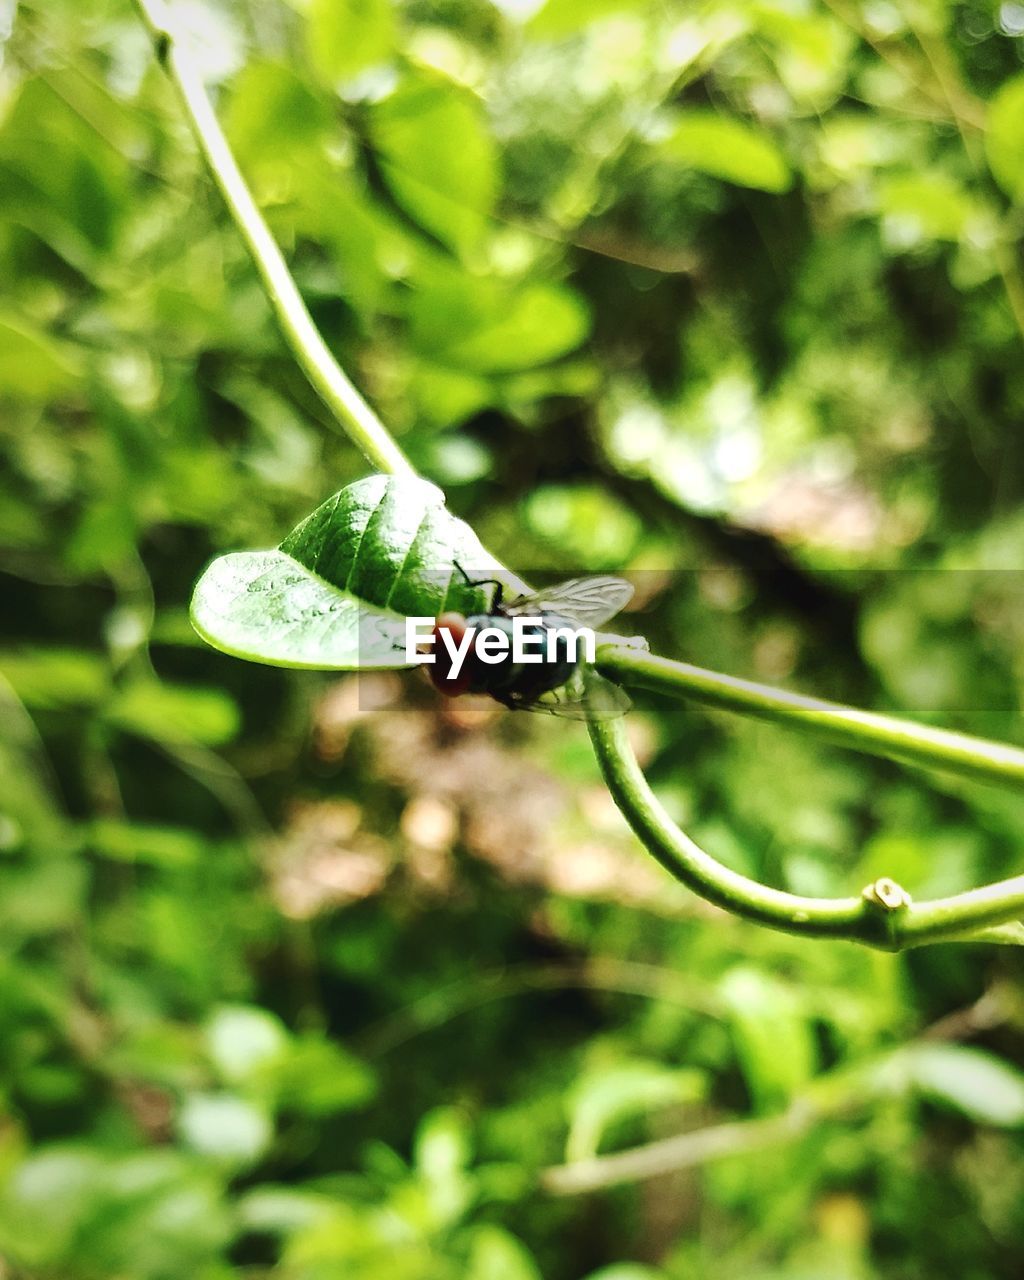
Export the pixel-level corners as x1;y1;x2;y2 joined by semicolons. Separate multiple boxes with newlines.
2;0;1024;1275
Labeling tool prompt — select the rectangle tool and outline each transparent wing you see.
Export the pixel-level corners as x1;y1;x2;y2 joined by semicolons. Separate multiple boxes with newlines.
507;667;631;722
504;576;634;629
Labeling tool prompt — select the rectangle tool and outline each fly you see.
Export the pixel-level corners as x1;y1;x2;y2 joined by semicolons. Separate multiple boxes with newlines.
428;569;634;721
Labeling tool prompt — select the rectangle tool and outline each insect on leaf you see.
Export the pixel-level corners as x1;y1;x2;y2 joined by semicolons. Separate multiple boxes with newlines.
190;475;504;670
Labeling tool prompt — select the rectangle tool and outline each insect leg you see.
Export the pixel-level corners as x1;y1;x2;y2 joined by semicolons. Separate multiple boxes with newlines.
452;560;504;611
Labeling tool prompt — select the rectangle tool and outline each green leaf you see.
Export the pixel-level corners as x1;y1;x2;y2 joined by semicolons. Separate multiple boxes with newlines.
526;0;647;38
986;73;1024;203
177;1093;274;1164
0;679;66;852
85;820;205;868
0;860;88;938
661;110;792;193
523;485;641;567
306;0;396;84
271;1034;377;1115
292;170;398;316
190;475;501;670
883;1045;1024;1127
413;1106;474;1227
406;360;494;428
566;1061;706;1162
407;272;590;372
0;316;83;400
369;72;499;258
415;1105;473;1180
0;1148;106;1265
0;649;108;709
105;681;241;747
751;6;853;107
236;1186;336;1235
877;172;976;245
719;967;815;1110
466;1224;541;1280
206;1005;289;1085
225;60;334;169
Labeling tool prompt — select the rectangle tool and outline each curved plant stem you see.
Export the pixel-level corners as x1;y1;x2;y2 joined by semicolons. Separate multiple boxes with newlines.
589;715;1024;950
589;716;878;944
131;0;413;477
598;643;1024;792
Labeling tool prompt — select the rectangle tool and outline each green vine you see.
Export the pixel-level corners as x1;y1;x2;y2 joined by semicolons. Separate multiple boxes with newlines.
134;0;1024;951
132;0;411;478
596;643;1024;792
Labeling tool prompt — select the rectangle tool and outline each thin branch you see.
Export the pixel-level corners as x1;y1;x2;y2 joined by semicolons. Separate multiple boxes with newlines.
541;993;1013;1195
921;984;1010;1041
597;644;1024;793
130;0;413;477
356;959;723;1057
542;1103;813;1195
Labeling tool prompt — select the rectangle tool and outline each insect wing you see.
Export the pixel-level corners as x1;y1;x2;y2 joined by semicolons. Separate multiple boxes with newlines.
504;576;634;629
510;667;631;721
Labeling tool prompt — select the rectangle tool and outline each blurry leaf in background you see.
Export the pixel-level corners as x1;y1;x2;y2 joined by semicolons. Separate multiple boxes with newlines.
206;1004;290;1084
86;820;206;869
986;73;1024;203
526;0;648;39
237;1184;337;1236
0;77;131;256
225;59;335;172
305;0;396;86
565;1059;707;1162
178;1092;275;1164
369;71;499;258
752;4;853;107
0;1149;106;1268
415;1105;473;1189
0;681;66;850
0;650;109;710
465;1223;542;1280
523;485;642;568
878;1045;1024;1128
659;110;792;194
406;269;591;373
270;1033;377;1116
877;172;980;247
0;315;84;400
106;680;241;747
719;967;816;1112
0;1147;233;1274
581;1268;667;1280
